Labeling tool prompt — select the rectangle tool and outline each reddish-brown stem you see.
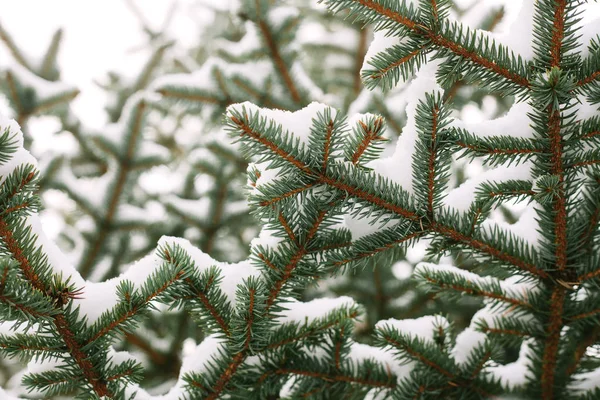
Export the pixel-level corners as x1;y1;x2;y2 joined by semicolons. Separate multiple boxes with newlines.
259;183;316;207
480;326;530;337
191;283;231;337
351;118;385;165
366;47;424;83
257;253;279;271
541;2;569;390
204;352;246;400
577;71;600;87
541;287;566;398
278;212;298;246
427;107;439;217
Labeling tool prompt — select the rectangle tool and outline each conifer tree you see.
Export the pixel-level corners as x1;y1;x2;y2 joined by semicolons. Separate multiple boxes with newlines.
0;0;599;399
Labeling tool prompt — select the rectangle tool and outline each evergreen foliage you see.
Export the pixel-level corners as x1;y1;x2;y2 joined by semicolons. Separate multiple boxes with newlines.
0;0;598;399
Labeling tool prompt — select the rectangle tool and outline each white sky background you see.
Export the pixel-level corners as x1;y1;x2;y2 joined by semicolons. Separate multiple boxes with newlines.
0;0;234;129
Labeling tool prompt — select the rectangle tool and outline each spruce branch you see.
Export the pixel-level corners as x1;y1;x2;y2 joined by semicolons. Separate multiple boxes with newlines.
250;2;304;105
323;0;531;93
227;103;548;279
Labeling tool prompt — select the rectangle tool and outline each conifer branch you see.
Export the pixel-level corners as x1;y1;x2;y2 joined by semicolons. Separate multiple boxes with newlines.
229;111;545;277
78;100;148;278
256;19;303;105
186;278;232;337
155;88;223;105
231;77;290;110
576;70;600;88
421;276;531;309
351;118;386;165
565;327;600;376
85;270;184;344
325;0;531;90
261;367;396;389
431;222;548;278
0;23;32;71
538;4;570;397
267;310;360;350
5;71;24;117
266;209;328;310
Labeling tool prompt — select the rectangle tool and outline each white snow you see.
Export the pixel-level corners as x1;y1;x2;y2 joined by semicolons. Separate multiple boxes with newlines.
290;62;324;102
361;30;404;83
487;338;535;389
343;212;397;241
161;236;260;306
481;202;541;249
349;341;412;385
577;5;600;57
228;101;336;147
267;7;300;30
116;203;166;226
73;251;161;325
219;23;262;56
570;367;600;392
0;387;20;400
493;0;535;60
250;226;284;251
277;296;356;325
391;260;413;281
376;315;450;345
452;328;487;366
298;21;359;52
453;101;535;139
443;161;533;212
55;161;116;210
126;335;226;400
574;95;600;121
164;196;211;223
139;165;184;195
368;61;442;194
